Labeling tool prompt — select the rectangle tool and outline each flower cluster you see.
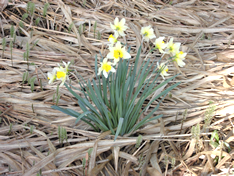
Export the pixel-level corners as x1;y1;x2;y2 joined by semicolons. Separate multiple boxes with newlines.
47;18;187;85
47;61;70;86
98;17;131;78
50;17;181;138
140;26;187;79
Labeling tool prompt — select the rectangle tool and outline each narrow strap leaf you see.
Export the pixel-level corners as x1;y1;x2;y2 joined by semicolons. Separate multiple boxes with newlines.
114;117;124;141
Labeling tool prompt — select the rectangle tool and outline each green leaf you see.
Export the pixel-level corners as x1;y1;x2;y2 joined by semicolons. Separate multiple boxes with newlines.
75;111;92;124
79;24;83;34
135;135;142;148
93;21;97;38
30;76;36;92
211;130;219;142
10;25;14;38
35;17;40;26
22;13;28;21
43;3;50;17
68;22;74;33
114;117;123;141
51;106;81;118
210;141;219;148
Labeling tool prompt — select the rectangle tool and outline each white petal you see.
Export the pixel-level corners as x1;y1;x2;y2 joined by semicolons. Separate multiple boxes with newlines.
123;50;131;59
181;53;187;58
52;68;57;74
159;49;165;54
103;58;108;63
114;32;119;38
119;18;126;26
110;67;116;72
174;43;181;50
159;36;165;40
110;23;115;30
114;31;119;37
161;74;165;80
48;78;53;84
60;77;66;86
169;38;174;44
47;72;51;78
62;61;66;66
114;58;119;64
177;59;186;67
115;41;122;49
149;28;154;33
103;71;108;78
164;72;170;76
114;17;119;25
149;33;156;39
107;61;113;65
109;38;115;44
98;67;102;75
161;43;167;49
54;67;60;71
122;26;128;30
118;31;126;36
107;52;114;59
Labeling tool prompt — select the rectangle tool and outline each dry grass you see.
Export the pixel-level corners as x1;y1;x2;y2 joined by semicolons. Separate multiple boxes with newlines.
0;0;234;175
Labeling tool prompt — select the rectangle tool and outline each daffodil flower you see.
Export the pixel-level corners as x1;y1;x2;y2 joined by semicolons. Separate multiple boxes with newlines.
98;58;116;78
47;68;57;84
108;34;118;47
110;18;128;37
55;67;67;86
55;61;70;86
141;26;156;42
154;37;167;53
158;63;170;79
107;41;131;64
173;51;187;67
166;38;181;55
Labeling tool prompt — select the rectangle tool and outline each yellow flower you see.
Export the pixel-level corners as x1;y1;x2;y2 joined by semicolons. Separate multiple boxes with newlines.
158;63;170;79
141;26;156;42
108;33;118;47
98;58;116;78
55;61;70;86
173;51;187;67
110;18;128;37
55;67;67;86
47;68;57;84
166;38;181;55
107;41;131;64
154;37;167;53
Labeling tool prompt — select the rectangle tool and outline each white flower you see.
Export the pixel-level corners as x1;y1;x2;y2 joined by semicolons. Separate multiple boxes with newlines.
141;26;156;42
173;51;187;67
98;58;116;78
110;18;128;37
55;61;70;86
55;67;68;86
154;37;167;53
166;38;181;55
158;63;170;79
47;68;57;84
108;33;118;47
107;41;131;64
